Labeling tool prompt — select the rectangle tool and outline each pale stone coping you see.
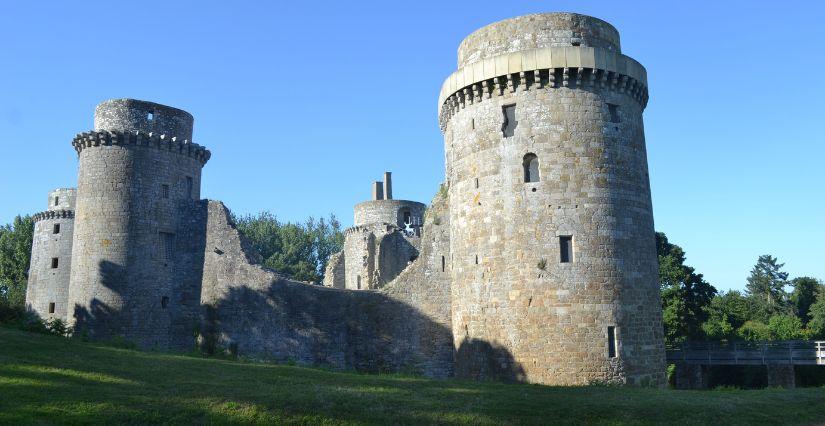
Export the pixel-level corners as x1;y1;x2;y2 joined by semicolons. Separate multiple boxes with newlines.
33;210;74;222
438;46;647;115
71;130;211;165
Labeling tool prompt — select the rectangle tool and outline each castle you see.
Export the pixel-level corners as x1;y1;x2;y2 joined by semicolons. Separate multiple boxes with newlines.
25;13;666;386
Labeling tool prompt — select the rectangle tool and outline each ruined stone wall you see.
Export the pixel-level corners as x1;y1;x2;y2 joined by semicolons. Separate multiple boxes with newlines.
200;200;453;377
335;223;420;291
354;200;425;228
25;188;76;321
442;13;665;386
67;99;209;350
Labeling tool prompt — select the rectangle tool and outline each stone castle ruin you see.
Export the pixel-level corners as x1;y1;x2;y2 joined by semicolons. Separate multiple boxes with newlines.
25;13;666;386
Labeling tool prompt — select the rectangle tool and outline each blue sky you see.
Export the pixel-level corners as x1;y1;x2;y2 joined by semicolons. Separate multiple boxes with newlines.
1;1;823;292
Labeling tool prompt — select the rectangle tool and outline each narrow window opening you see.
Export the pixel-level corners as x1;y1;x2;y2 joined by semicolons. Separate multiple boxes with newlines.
159;232;175;260
571;40;581;47
608;103;620;123
161;296;169;309
357;275;361;290
502;104;517;137
53;224;60;234
559;236;573;263
608;326;617;358
441;256;446;272
48;302;55;314
161;184;170;199
54;196;59;206
523;153;539;183
471;118;475;129
474;178;479;189
51;257;59;269
186;176;193;199
475;255;479;265
147;111;154;121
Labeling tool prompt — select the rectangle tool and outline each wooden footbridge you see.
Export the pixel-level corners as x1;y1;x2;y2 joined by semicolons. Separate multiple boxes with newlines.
666;341;825;389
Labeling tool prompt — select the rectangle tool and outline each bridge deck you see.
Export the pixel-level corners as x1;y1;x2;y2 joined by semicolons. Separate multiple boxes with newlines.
666;341;825;366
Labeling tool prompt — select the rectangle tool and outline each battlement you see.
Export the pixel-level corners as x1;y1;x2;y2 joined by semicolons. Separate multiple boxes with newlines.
71;130;211;165
437;45;648;131
95;99;194;141
344;222;399;237
33;209;74;222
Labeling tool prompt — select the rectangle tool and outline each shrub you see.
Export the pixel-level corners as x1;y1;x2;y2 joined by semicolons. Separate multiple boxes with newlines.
737;320;771;341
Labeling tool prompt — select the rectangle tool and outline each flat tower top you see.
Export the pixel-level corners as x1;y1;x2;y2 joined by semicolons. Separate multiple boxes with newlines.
457;13;621;69
94;99;194;141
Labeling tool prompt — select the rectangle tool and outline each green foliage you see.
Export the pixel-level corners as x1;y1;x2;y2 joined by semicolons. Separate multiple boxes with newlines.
790;277;823;325
767;314;805;340
233;211;344;284
537;258;547;270
737;320;771;341
656;232;717;345
745;254;791;321
807;286;825;339
0;215;34;308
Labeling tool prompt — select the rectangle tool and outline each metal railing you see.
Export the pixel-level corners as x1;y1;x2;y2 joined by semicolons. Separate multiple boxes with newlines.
667;341;825;366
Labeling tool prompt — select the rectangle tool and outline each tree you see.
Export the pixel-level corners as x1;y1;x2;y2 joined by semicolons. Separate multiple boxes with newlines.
656;232;717;344
807;287;825;339
233;211;344;284
0;215;34;307
767;314;805;340
702;290;757;341
745;254;790;321
790;277;822;325
738;320;771;342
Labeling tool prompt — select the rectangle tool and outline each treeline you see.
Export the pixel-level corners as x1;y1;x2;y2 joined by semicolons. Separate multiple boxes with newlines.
658;232;825;345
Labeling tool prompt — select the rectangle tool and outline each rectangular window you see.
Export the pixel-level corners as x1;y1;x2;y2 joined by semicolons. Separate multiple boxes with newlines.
159;232;175;260
474;178;479;189
53;224;60;234
48;302;55;314
559;236;573;263
441;256;446;272
161;184;170;199
186;176;193;199
54;196;59;206
607;326;617;358
502;104;517;137
608;103;620;123
357;275;361;290
147;111;154;121
51;258;59;269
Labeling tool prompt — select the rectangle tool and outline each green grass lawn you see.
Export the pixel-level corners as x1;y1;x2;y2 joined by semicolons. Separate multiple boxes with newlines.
1;327;824;425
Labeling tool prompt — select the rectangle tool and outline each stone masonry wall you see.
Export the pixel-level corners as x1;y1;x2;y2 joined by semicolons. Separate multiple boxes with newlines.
67;100;207;350
443;13;665;386
26;189;76;321
200;200;454;377
354;200;426;228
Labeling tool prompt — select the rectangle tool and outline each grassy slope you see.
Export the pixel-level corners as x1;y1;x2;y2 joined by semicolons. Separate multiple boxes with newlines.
1;328;824;425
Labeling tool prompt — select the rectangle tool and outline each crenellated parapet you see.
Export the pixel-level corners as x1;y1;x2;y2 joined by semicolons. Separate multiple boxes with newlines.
437;46;648;131
71;130;211;165
33;209;74;222
344;223;399;237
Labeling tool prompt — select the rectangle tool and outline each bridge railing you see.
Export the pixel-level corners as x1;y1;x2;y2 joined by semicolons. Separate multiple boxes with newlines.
667;340;825;366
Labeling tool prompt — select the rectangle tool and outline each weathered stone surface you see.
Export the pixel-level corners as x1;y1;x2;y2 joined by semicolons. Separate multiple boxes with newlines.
442;12;666;386
25;188;76;321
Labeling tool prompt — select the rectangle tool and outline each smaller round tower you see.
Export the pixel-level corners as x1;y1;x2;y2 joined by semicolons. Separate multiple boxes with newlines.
26;188;76;321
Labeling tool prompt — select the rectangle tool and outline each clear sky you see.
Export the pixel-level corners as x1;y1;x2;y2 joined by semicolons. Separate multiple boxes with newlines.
1;1;823;292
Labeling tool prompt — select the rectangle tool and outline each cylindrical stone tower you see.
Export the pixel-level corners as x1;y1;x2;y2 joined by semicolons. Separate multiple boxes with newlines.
67;99;210;349
439;13;665;386
26;188;76;321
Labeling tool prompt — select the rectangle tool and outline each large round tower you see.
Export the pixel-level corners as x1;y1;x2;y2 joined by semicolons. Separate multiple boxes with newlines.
67;99;210;349
439;13;665;385
26;188;76;321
